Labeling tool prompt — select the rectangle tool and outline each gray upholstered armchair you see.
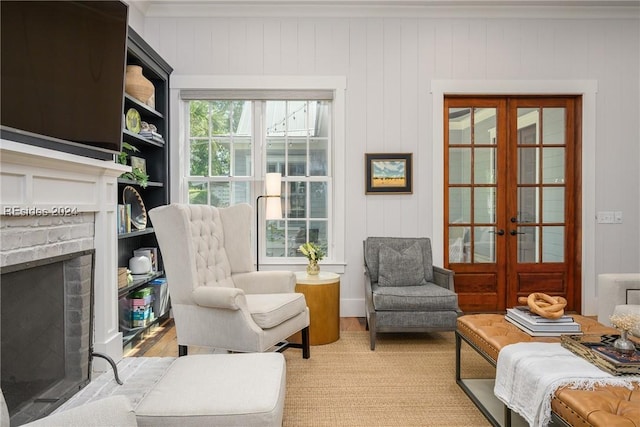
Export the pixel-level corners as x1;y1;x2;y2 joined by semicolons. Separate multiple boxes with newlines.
149;203;310;358
363;237;461;350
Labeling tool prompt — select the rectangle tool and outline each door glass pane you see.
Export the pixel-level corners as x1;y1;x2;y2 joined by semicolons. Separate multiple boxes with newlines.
542;226;564;262
474;226;495;263
449;148;471;184
449;188;471;223
517;187;539;223
474;148;496;184
474;108;497;144
517;226;539;263
543;187;564;223
448;108;471;145
518;147;539;185
449;226;470;263
517;108;539;145
542;147;565;184
542;108;565;144
474;187;496;223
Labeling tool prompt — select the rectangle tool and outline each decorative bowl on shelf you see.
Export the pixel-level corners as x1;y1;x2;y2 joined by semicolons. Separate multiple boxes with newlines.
122;185;147;230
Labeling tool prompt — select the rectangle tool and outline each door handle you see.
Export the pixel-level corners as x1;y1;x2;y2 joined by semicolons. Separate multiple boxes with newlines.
510;229;525;235
510;217;518;223
489;229;505;236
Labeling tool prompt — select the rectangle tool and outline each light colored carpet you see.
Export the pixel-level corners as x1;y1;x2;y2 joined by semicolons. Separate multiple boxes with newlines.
282;331;493;426
58;331;493;426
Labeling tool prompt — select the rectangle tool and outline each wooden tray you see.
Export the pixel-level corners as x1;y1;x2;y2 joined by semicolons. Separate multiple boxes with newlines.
561;334;640;376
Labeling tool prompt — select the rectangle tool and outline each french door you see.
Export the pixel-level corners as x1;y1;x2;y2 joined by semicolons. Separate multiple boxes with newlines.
444;96;581;313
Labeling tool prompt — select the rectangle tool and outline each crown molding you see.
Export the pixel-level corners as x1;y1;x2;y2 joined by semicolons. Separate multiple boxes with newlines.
137;0;640;19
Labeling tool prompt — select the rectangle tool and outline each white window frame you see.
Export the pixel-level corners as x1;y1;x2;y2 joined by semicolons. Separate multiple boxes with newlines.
170;75;347;272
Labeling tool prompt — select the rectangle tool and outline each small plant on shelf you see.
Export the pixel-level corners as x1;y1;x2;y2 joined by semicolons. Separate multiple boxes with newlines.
118;142;149;188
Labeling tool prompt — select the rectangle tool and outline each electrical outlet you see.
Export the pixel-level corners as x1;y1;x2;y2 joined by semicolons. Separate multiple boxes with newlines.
597;211;614;224
614;211;623;224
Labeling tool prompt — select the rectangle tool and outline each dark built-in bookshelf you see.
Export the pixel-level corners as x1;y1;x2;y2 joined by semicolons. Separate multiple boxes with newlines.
117;28;173;347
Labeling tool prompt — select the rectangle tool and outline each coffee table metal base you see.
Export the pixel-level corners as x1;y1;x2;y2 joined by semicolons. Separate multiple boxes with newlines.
455;331;568;427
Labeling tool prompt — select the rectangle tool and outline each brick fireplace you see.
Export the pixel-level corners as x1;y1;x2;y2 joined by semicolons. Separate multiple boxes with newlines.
0;139;129;374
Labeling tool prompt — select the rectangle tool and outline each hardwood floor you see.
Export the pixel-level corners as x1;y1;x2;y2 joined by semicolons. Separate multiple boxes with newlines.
124;317;367;358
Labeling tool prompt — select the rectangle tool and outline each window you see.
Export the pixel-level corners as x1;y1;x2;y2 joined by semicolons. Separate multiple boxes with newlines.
185;97;332;262
265;100;331;260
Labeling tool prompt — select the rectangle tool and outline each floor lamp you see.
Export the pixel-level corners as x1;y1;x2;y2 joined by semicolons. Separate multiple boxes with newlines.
256;172;282;271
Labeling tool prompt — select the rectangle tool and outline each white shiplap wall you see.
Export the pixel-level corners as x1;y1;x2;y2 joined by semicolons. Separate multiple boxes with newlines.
134;7;640;316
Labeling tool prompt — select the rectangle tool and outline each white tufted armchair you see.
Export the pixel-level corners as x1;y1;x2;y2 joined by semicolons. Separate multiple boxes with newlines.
148;203;310;358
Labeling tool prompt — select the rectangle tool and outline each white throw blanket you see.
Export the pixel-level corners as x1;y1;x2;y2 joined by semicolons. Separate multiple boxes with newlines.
494;342;640;427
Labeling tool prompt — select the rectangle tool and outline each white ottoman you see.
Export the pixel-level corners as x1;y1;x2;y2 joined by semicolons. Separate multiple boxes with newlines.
135;353;286;427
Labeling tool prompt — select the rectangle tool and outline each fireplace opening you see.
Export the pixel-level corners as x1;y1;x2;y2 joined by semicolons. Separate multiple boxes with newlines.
1;249;94;426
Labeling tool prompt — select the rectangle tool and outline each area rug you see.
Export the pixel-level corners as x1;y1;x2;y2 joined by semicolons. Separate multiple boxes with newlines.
282;331;493;426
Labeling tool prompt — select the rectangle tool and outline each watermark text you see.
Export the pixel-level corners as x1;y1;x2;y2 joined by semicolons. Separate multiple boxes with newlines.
3;206;79;217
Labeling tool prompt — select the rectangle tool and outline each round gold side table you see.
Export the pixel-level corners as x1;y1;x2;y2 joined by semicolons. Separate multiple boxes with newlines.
294;271;340;345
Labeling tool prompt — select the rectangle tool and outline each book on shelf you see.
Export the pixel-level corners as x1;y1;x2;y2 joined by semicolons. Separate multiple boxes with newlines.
511;305;575;323
506;308;581;331
117;204;131;234
505;315;583;336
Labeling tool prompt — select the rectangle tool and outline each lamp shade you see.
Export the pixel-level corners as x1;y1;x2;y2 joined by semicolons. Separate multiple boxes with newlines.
265;172;281;196
265;197;282;220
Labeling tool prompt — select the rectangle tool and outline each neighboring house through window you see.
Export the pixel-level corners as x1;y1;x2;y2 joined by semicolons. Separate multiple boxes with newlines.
182;89;337;265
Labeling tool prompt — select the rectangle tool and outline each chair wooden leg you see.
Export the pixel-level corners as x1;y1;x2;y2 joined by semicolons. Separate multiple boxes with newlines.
368;316;376;351
301;326;310;359
178;345;188;357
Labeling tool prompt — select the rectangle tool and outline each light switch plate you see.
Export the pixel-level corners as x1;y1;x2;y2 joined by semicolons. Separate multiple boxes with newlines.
597;211;614;224
614;211;623;224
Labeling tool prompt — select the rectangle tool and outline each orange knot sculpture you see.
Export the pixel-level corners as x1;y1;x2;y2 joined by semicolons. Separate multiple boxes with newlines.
517;293;567;319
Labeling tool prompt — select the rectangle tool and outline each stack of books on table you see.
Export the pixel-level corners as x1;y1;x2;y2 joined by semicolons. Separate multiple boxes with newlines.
505;306;582;336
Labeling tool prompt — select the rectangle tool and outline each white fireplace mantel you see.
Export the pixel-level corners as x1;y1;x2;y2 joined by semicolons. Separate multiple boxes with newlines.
1;138;130;368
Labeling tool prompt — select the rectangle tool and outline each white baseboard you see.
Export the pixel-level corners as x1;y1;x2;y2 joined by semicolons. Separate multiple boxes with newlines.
340;298;365;317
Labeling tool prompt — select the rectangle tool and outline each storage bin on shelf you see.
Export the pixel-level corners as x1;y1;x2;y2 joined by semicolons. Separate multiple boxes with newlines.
120;287;155;329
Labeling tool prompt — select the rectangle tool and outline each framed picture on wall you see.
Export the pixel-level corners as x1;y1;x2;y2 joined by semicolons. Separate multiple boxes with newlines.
365;153;413;194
